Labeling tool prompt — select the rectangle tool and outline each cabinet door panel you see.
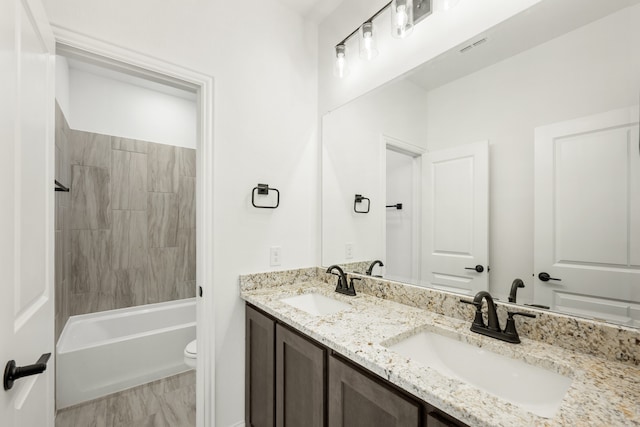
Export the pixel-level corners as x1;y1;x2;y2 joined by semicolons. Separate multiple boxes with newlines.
246;306;275;427
426;411;467;427
275;324;326;427
329;356;420;427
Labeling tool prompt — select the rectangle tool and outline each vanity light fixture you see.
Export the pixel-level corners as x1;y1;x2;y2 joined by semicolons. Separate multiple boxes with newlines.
333;0;432;78
333;44;349;78
359;22;378;60
391;0;414;39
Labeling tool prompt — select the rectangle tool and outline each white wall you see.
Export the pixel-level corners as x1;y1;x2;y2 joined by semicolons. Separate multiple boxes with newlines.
318;0;541;113
425;4;640;303
56;55;196;148
322;79;427;266
55;55;70;116
67;66;197;148
42;1;318;425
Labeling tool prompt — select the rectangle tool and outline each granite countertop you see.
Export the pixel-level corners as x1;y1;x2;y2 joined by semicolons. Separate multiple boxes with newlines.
240;280;640;427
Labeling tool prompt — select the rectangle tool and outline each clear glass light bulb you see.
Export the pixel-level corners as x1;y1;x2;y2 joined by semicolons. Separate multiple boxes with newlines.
333;44;349;78
396;5;408;27
391;0;413;39
336;54;346;77
359;22;378;60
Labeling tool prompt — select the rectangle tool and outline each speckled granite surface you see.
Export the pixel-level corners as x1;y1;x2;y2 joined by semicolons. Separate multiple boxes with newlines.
239;268;640;427
314;268;640;366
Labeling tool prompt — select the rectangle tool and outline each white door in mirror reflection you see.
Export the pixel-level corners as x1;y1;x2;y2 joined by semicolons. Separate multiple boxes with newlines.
423;141;489;295
385;148;421;282
534;106;640;327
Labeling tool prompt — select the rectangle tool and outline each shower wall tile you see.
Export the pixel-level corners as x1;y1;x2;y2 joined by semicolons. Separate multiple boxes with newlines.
178;176;196;229
55;103;72;342
55;145;62;180
177;280;197;300
177;228;196;282
70;230;113;294
179;148;196;177
148;193;179;248
147;248;179;303
112;150;147;210
114;268;147;308
55;231;63;291
69;129;111;168
55;195;62;231
55;230;63;338
112;136;148;154
67;292;117;316
148;143;179;193
62;128;197;328
63;205;72;279
70;165;111;230
112;210;148;270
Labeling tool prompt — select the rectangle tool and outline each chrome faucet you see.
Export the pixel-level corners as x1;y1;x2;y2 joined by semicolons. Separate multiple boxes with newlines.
461;290;536;344
326;265;356;296
366;260;384;276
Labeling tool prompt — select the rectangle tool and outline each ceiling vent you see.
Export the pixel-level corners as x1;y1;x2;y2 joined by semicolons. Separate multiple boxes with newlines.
459;37;488;53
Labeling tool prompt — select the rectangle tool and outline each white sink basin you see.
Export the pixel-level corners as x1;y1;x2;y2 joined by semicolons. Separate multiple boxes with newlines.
280;293;351;316
386;331;572;418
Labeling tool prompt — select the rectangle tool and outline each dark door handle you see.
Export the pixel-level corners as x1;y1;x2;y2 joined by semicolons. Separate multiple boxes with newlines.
465;265;484;273
4;353;51;391
538;272;561;282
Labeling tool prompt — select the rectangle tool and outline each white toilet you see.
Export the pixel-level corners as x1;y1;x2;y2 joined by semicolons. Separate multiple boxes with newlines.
184;339;197;369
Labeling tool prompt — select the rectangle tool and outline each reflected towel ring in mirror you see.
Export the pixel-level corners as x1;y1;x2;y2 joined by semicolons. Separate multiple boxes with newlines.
354;194;370;213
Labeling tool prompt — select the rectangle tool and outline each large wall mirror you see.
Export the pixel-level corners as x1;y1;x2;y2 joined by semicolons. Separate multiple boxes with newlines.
322;0;640;327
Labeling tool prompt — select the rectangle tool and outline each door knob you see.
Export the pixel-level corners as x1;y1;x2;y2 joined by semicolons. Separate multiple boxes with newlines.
465;265;484;273
538;272;561;282
4;353;51;391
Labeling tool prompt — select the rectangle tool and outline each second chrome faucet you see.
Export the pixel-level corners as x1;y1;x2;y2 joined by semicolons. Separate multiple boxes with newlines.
460;290;535;344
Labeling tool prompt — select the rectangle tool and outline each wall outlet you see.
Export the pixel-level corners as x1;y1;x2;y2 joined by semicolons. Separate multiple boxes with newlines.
270;246;282;266
345;243;354;260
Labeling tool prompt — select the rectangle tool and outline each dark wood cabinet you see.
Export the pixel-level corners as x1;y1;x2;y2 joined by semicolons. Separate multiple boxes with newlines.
275;324;326;427
245;304;467;427
425;409;467;427
246;305;275;427
329;355;420;427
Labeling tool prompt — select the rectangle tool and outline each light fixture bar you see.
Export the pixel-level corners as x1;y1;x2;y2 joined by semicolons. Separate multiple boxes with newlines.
333;0;432;78
336;1;391;47
334;0;431;48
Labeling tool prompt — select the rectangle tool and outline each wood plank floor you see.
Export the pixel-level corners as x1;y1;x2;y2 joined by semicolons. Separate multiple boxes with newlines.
55;370;195;427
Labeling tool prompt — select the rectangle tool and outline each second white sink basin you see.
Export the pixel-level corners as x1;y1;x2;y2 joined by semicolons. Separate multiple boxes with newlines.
386;331;573;418
280;293;351;316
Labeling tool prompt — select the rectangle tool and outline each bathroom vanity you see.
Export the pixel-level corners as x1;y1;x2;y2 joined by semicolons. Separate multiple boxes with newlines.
246;304;465;427
240;268;640;427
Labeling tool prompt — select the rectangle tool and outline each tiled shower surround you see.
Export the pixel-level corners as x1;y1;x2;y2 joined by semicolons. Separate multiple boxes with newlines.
54;104;196;339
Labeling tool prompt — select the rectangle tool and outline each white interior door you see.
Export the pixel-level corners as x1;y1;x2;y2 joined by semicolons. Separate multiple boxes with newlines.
534;106;640;326
385;145;422;283
423;141;489;295
0;0;55;425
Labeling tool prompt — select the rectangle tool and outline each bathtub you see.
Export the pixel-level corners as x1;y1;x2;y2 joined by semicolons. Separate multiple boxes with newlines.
56;298;196;409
